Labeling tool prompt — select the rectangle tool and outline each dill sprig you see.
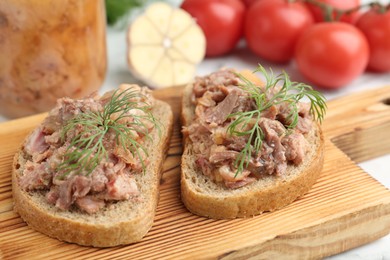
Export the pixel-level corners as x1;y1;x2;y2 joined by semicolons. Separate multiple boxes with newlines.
227;65;327;175
57;87;159;178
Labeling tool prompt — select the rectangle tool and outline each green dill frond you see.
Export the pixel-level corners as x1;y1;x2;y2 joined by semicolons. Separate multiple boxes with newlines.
228;65;327;176
57;87;159;178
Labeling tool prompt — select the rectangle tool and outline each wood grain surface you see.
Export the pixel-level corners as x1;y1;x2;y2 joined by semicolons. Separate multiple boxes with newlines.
0;85;390;260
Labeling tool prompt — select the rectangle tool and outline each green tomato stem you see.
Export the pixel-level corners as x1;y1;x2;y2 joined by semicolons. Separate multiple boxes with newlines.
303;0;385;22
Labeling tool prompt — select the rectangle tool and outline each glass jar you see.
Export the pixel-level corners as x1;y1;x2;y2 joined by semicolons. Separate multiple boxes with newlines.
0;0;107;118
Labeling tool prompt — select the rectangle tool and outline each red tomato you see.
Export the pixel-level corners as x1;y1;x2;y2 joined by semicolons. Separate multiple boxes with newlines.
295;22;369;89
244;0;314;63
181;0;245;57
356;7;390;72
306;0;360;23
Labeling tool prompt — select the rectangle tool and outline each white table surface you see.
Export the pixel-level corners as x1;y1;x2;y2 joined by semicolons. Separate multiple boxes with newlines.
1;12;390;260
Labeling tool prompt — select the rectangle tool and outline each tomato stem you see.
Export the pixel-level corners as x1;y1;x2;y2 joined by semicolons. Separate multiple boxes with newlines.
369;2;388;14
324;5;334;22
303;0;388;22
304;0;335;21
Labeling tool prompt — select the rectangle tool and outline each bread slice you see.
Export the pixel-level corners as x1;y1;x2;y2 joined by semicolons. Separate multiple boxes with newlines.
181;83;325;219
12;99;173;247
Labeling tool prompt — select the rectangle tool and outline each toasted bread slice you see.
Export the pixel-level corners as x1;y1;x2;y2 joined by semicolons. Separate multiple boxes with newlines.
12;98;173;247
181;82;324;219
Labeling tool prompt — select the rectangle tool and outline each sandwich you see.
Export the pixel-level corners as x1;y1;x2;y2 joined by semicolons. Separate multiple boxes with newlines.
12;84;173;247
181;66;326;219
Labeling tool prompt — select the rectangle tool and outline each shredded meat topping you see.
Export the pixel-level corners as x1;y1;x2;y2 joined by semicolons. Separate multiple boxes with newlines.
185;69;312;189
19;84;154;213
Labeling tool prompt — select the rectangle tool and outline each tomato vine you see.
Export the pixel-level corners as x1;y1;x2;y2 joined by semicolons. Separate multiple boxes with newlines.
300;0;390;21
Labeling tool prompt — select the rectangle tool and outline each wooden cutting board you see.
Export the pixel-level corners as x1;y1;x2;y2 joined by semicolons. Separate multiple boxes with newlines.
0;86;390;260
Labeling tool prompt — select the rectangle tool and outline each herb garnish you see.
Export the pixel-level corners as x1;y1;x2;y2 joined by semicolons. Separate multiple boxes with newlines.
227;65;327;176
57;87;159;178
105;0;141;25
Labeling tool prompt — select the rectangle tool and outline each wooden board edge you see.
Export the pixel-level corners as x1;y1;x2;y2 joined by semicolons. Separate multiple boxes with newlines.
331;120;390;163
219;202;390;260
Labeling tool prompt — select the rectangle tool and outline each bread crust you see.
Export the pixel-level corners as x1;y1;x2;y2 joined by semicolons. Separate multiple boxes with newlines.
181;83;325;219
12;100;173;247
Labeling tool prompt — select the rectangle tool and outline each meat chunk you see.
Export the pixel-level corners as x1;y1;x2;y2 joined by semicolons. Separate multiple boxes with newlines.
32;148;53;163
46;186;59;205
260;118;286;143
106;173;139;200
231;94;255;114
55;179;74;210
44;131;60;146
196;156;213;176
192;79;207;98
72;176;91;198
259;118;287;175
207;69;239;87
75;196;105;214
90;167;108;192
261;105;278;120
204;90;239;124
298;102;311;117
55;175;91;210
225;177;256;189
25;127;49;155
197;91;216;107
193;69;239;99
19;161;51;191
225;134;247;151
104;159;126;179
209;145;239;164
188;124;214;157
183;122;210;138
217;165;250;182
282;133;307;165
276;102;312;134
296;117;312;134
